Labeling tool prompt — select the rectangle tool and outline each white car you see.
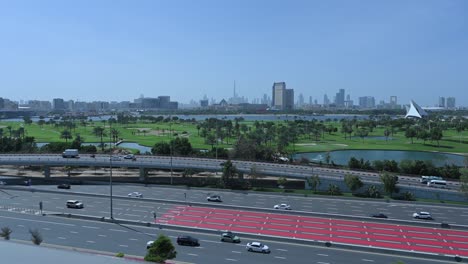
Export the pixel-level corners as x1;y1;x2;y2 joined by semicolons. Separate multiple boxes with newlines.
274;203;291;210
128;192;143;198
413;212;432;220
110;156;121;161
246;242;270;254
146;240;154;249
207;195;222;202
66;200;84;209
124;154;135;160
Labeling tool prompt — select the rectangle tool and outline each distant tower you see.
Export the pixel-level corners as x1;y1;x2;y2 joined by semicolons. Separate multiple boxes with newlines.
233;80;236;98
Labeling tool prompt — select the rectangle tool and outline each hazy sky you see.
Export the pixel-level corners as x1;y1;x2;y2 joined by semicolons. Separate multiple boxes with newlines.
0;0;467;106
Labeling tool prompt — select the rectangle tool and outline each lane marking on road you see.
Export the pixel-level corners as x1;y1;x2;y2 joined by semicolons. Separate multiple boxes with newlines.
362;259;374;262
98;234;107;237
200;240;221;244
317;253;328;256
225;259;237;261
58;237;66;240
187;253;198;257
276;248;288;252
317;262;330;264
86;240;95;243
231;251;241;254
109;229;128;233
42;227;51;230
0;215;75;227
274;256;286;259
70;231;78;234
82;226;100;229
129;238;139;241
119;245;128;247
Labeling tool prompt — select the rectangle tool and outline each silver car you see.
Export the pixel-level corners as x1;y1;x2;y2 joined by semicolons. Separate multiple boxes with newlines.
274;203;291;210
246;242;270;254
413;212;432;220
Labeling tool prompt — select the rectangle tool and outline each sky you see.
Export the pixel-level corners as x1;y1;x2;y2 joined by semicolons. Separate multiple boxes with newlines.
0;0;467;106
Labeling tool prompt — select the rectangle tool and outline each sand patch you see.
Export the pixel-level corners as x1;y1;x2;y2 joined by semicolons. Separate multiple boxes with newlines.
295;143;317;146
333;143;348;147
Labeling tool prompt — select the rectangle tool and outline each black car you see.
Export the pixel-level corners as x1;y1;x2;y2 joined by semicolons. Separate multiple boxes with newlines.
177;236;199;246
371;213;388;218
57;184;71;189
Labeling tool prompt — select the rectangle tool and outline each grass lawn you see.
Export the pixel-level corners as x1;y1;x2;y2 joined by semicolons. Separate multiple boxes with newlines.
1;120;467;155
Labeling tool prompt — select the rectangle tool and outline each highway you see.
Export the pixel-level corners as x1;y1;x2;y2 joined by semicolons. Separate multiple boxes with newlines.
0;210;455;264
0;154;460;190
2;184;467;225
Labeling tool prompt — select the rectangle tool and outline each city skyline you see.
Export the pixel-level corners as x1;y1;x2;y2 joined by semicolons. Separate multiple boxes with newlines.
1;1;467;106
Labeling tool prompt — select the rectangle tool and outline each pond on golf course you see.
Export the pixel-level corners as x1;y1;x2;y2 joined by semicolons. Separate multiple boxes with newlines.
294;150;466;167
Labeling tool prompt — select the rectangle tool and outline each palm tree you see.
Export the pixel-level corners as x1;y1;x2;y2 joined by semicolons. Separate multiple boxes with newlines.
60;130;73;143
93;126;107;151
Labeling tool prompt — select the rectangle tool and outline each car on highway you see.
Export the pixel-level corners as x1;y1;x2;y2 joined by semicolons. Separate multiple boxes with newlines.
146;240;154;249
370;213;388;218
128;192;143;198
207;195;222;202
66;200;84;209
221;231;241;243
124;154;135;159
274;203;291;210
57;183;71;189
177;236;200;246
246;242;270;253
413;212;432;220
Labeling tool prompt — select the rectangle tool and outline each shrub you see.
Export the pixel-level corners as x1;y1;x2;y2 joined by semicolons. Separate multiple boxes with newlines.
115;252;125;258
144;234;177;263
29;229;43;245
0;227;12;240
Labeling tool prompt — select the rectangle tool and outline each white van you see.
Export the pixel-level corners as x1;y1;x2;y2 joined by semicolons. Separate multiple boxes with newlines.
427;179;447;188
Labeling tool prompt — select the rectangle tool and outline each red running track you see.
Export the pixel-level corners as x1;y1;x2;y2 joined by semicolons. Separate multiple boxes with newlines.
157;205;468;257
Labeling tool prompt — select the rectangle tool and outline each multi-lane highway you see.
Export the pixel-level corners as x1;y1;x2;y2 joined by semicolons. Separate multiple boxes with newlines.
1;183;468;260
0;154;460;190
0;209;456;264
3;184;467;225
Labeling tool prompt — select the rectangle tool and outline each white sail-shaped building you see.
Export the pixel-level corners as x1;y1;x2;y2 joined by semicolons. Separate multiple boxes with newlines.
405;100;428;118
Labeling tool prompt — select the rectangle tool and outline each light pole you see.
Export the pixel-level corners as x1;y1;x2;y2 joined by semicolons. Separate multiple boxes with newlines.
169;120;173;185
109;120;114;220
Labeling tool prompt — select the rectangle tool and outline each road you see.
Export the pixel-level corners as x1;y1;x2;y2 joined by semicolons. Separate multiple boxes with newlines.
0;210;455;264
0;154;460;190
2;184;467;225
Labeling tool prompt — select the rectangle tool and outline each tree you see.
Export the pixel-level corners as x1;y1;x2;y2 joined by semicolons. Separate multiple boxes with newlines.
380;171;398;196
152;142;171;155
0;227;12;240
405;127;417;144
307;175;320;193
60;130;73;143
277;177;288;187
327;184;342;195
344;174;363;193
384;129;390;141
355;128;369;142
92;126;106;151
430;127;443;147
221;160;237;187
460;169;468;198
145;234;177;263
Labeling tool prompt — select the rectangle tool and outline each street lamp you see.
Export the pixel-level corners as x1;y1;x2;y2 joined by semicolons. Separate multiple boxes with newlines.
169;120;173;185
109;120;114;220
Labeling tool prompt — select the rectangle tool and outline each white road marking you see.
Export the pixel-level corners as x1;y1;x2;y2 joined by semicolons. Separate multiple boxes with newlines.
274;256;286;259
225;259;237;262
109;229;127;233
82;226;100;229
86;240;95;243
317;253;329;256
187;253;198;256
362;259;374;262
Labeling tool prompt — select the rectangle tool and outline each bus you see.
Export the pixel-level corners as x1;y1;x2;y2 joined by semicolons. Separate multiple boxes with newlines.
427;179;447;188
420;176;442;184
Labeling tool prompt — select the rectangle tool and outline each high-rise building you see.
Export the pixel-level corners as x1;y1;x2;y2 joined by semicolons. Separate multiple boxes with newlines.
335;89;345;107
52;98;66;111
285;88;294;110
298;93;304;107
438;97;445;108
390;96;397;106
359;96;375;109
271;82;294;110
446;97;456;108
323;94;330;106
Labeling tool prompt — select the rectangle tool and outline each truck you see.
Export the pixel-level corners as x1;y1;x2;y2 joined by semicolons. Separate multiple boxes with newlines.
62;149;79;158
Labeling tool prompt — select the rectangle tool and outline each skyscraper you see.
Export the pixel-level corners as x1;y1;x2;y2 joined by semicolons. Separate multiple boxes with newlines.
438;97;445;108
271;82;293;110
335;89;345;107
446;97;456;108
